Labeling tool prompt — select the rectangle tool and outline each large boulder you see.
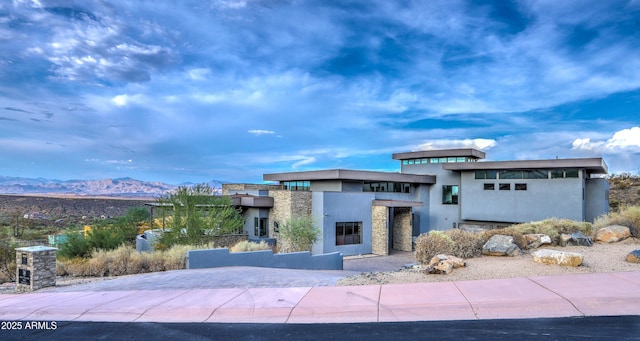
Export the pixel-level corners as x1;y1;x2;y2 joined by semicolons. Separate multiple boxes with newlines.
532;249;584;267
523;234;552;249
425;254;466;275
595;225;631;243
559;232;593;247
626;249;640;263
482;235;521;257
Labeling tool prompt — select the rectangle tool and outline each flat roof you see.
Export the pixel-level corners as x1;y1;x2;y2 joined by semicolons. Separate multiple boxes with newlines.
442;158;608;174
392;148;486;160
263;169;436;184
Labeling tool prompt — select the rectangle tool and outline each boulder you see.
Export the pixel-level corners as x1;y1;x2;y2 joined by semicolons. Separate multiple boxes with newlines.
482;235;521;257
559;232;593;247
425;254;466;275
532;249;584;267
595;225;631;243
523;234;552;249
626;249;640;263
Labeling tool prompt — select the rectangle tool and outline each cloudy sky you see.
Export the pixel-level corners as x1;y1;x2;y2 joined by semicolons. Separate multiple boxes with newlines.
1;0;639;184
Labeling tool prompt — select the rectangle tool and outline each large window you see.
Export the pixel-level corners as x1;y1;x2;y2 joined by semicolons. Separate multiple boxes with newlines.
282;181;310;191
336;222;362;245
442;185;459;204
363;181;411;193
475;170;497;179
551;169;579;179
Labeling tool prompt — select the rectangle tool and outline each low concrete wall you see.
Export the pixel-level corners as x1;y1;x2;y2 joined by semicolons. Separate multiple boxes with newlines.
187;248;343;270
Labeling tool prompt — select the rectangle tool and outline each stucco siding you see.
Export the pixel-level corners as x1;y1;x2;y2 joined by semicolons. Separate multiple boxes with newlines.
459;172;584;223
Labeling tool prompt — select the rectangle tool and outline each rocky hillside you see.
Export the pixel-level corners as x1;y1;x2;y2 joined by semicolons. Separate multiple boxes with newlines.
0;195;149;226
0;176;224;197
608;174;640;210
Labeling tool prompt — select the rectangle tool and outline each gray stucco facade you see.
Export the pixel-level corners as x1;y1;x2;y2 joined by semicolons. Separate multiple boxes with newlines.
224;148;609;256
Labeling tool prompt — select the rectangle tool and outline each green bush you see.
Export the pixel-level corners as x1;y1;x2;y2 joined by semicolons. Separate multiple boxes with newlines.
595;205;640;237
415;231;454;264
57;232;92;259
278;216;320;253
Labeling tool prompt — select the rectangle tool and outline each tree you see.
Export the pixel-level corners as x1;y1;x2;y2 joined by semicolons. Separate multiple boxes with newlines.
279;216;320;253
156;184;244;248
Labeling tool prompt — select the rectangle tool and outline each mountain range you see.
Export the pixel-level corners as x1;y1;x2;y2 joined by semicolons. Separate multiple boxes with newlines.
0;176;224;197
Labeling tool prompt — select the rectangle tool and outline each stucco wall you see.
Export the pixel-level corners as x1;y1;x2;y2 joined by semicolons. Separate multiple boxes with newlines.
314;191;374;256
585;177;610;222
459;172;585;223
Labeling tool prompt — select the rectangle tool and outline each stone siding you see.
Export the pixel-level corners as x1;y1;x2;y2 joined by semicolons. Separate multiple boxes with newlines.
393;208;413;252
16;246;57;291
269;190;312;244
372;206;388;255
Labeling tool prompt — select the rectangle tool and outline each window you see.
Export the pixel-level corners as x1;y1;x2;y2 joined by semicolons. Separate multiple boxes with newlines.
484;183;495;190
456;157;466;162
565;169;579;178
273;221;280;233
283;181;310;191
408;159;414;165
515;183;527;191
254;217;268;237
475;170;497;179
430;158;439;163
551;169;580;179
403;160;409;165
499;170;523;179
363;181;411;193
442;185;459;204
336;222;362;245
499;183;511;191
421;158;428;164
524;170;548;179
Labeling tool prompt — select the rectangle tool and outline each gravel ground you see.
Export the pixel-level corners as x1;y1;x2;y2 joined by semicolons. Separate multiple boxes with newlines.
337;238;640;286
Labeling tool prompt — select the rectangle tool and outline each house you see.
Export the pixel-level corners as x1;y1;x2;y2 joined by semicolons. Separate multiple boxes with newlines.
223;148;609;256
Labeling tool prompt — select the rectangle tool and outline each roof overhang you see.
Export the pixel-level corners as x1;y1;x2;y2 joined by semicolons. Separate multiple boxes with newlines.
392;148;486;160
442;158;608;174
372;199;424;207
263;169;436;184
230;194;274;208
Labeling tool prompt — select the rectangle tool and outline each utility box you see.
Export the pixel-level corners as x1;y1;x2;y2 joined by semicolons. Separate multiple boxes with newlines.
15;246;57;291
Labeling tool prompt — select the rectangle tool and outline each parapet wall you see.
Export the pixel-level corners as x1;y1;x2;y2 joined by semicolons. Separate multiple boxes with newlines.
187;248;343;270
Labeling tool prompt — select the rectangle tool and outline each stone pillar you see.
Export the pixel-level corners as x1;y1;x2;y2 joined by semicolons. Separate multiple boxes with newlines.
372;206;389;256
393;208;413;252
15;246;57;291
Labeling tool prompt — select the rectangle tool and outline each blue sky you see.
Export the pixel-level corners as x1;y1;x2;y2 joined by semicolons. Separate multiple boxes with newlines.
1;0;639;184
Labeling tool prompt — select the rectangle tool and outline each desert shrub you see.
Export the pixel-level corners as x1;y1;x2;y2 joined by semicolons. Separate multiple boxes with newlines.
446;229;484;258
57;232;92;259
0;241;18;282
595;205;640;237
229;240;271;252
480;218;594;248
415;231;454;264
278;216;320;253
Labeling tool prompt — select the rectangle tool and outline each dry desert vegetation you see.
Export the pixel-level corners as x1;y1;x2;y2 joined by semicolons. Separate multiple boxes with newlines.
338;238;640;286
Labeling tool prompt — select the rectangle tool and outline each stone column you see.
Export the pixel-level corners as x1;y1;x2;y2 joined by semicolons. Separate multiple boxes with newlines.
392;208;413;252
372;206;389;256
15;246;57;291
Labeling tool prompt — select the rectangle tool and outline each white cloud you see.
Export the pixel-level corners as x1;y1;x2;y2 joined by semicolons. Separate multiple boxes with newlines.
572;127;640;153
414;139;497;151
248;129;275;136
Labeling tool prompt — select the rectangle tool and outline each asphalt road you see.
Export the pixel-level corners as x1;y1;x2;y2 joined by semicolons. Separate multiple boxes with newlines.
4;316;640;340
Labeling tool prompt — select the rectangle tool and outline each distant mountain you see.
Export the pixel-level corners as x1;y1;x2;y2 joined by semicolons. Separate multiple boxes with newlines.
0;176;225;197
